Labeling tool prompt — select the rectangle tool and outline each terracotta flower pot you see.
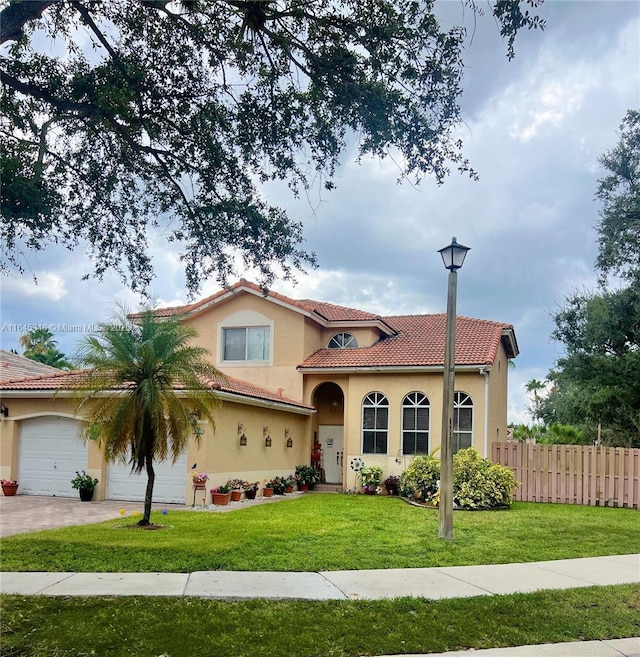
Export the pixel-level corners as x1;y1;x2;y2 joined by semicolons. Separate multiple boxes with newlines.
211;492;231;505
2;484;18;497
230;490;242;502
262;487;274;497
245;489;257;500
285;485;294;494
298;483;309;492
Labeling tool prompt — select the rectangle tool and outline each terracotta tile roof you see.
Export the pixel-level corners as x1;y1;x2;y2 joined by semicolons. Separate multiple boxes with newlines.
299;314;516;369
150;280;385;324
0;368;313;411
0;350;64;383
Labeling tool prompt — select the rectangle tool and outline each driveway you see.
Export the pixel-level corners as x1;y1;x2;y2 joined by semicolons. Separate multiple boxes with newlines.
0;495;186;537
0;491;303;537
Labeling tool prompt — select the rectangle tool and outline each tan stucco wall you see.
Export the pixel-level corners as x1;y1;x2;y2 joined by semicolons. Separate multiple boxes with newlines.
0;396;103;495
320;327;383;349
0;394;312;502
303;368;501;484
185;292;311;400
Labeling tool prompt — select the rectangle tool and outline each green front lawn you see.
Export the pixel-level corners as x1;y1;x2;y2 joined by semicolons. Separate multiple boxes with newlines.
1;585;639;657
2;496;638;572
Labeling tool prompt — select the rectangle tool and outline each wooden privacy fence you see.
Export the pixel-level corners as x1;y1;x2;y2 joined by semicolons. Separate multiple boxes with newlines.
491;442;640;508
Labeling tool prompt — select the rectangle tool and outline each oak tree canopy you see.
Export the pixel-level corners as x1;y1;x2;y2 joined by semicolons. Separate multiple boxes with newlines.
1;0;544;293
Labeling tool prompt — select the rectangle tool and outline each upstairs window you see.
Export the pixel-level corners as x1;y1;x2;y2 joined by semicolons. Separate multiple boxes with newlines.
222;326;270;362
453;391;473;453
328;332;358;349
402;392;430;455
362;392;389;454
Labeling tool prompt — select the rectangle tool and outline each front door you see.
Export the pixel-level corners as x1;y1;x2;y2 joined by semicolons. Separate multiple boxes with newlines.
319;425;343;484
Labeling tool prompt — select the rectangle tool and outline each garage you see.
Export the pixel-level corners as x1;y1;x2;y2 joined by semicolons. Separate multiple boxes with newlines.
107;450;188;504
19;416;89;497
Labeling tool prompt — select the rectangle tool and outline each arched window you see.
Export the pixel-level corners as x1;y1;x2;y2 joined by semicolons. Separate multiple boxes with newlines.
362;392;388;454
328;332;358;349
453;392;473;453
402;392;430;454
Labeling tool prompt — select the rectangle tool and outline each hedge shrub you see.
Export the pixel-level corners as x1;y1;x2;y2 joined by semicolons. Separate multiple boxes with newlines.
399;448;520;509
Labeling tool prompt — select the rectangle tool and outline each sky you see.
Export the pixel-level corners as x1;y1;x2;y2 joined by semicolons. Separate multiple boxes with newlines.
1;0;639;423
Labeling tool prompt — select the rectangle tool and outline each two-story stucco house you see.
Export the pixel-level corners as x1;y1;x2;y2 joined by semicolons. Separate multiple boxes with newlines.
0;280;518;503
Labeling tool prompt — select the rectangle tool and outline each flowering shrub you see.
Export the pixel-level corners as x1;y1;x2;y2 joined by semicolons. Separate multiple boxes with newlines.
227;478;246;490
400;449;519;508
399;455;440;501
358;465;383;493
244;481;259;492
191;470;209;483
453;448;519;508
1;479;18;486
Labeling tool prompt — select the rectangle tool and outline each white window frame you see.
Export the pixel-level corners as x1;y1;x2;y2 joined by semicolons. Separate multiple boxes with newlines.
218;310;273;367
361;391;389;455
401;392;430;455
328;332;358;349
453;391;473;454
222;326;270;362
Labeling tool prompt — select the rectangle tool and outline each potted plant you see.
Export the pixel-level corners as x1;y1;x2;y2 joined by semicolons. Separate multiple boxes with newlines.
1;479;19;496
262;479;274;497
191;470;209;487
383;474;400;496
228;479;245;502
294;464;319;491
244;481;259;500
284;474;296;494
358;465;383;494
71;470;99;502
210;482;232;505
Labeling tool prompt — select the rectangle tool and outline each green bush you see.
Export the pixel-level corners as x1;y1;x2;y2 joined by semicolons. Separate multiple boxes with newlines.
399;454;440;503
452;448;520;508
358;465;383;493
399;448;520;509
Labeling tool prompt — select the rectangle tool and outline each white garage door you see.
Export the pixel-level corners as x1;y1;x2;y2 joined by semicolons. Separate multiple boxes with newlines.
19;416;88;497
107;450;188;504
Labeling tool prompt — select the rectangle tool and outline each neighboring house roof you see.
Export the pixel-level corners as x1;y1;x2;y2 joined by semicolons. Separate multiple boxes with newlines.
299;314;518;370
149;279;397;335
0;368;314;413
0;350;62;383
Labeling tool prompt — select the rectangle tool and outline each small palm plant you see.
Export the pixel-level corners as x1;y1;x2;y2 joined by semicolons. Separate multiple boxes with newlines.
76;307;222;526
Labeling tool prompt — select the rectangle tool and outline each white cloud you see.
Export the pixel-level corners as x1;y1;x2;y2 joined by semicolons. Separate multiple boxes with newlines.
2;272;68;302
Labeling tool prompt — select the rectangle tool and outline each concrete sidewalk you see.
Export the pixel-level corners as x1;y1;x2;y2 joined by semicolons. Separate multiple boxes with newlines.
1;554;637;599
1;555;638;657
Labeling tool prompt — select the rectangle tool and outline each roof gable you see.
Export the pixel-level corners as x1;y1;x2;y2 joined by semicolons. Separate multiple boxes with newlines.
0;350;63;383
299;314;518;370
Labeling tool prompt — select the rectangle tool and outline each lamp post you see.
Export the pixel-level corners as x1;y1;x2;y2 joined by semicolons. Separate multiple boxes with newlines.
437;237;470;540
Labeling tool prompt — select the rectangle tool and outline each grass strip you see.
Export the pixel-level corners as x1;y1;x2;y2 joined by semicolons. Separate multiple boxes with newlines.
1;497;638;573
1;585;638;657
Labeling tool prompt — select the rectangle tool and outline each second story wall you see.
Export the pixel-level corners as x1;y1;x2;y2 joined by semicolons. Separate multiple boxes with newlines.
185;291;316;400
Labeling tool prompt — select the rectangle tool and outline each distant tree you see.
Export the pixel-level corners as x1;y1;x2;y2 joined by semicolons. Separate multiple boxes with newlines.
1;0;544;293
595;109;640;286
525;378;545;425
76;308;221;525
19;326;72;369
545;111;640;447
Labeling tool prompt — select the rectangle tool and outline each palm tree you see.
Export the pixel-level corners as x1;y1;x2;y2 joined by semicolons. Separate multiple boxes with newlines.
525;378;546;425
76;308;222;526
19;326;57;355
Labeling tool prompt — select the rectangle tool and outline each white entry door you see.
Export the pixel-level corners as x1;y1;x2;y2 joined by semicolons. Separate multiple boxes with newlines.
319;425;343;483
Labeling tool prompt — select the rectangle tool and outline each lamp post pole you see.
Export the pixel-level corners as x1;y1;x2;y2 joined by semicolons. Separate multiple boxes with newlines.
437;237;470;541
439;266;457;540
